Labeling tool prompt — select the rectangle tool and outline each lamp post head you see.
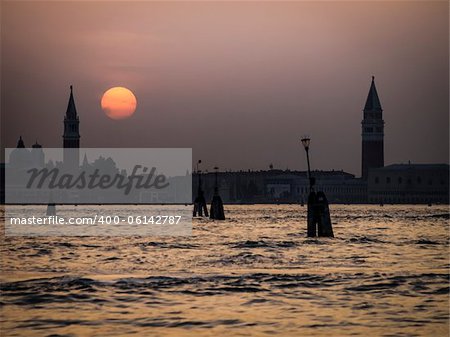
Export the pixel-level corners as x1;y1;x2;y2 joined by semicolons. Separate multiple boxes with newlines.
196;159;202;173
301;137;311;150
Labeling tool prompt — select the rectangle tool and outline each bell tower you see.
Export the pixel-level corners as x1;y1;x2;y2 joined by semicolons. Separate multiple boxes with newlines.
63;85;80;168
361;76;384;179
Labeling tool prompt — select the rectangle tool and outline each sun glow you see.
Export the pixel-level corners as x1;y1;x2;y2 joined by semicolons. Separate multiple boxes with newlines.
101;87;137;120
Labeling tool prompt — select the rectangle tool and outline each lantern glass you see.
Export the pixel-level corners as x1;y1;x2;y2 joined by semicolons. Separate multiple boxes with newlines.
301;137;310;149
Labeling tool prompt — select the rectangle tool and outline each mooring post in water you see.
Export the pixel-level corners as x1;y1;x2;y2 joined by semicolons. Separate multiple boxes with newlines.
193;160;208;217
210;166;225;220
307;189;317;237
301;137;334;237
316;191;333;237
46;203;56;216
46;192;56;216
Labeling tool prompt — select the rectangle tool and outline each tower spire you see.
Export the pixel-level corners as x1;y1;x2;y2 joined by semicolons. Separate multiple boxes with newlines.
66;85;77;119
364;76;382;112
82;153;89;166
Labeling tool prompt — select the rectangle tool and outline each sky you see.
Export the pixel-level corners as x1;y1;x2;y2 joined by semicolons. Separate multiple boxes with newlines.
1;1;448;176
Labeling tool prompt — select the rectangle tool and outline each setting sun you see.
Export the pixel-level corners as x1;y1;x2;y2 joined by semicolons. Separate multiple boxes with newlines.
101;87;137;120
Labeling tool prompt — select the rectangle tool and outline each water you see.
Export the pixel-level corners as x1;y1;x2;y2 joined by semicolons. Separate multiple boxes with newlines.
1;205;449;336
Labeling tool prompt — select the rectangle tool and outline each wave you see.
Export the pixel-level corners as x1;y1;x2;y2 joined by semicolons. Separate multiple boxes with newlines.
2;272;448;300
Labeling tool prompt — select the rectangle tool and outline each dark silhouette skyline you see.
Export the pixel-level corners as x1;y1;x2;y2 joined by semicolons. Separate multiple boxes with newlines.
1;1;448;175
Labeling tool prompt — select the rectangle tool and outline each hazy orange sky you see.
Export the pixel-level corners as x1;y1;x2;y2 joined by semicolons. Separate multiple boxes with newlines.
1;1;448;175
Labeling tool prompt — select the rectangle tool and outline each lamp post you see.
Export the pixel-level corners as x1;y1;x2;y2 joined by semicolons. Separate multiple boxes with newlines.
300;136;334;237
197;159;202;189
210;166;225;220
301;137;312;192
193;159;208;217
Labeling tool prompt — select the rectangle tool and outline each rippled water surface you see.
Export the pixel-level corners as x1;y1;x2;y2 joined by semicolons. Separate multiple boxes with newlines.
1;205;449;336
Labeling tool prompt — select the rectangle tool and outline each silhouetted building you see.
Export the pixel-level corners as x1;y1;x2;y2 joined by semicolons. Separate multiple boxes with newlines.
368;163;449;204
194;169;367;204
4;137;45;203
17;136;25;148
31;141;44;167
9;137;44;170
63;85;80;167
361;76;384;179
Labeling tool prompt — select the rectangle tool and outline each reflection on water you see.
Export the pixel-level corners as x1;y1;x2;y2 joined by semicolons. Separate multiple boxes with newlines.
1;205;449;336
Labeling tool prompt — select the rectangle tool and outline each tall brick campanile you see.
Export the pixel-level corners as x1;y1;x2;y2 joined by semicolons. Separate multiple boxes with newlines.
361;76;384;179
63;85;80;168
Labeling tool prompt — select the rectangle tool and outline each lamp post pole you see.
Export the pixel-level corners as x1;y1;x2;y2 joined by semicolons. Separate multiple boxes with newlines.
305;146;311;192
197;159;202;189
302;136;315;237
210;165;225;220
193;159;208;217
301;137;312;192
